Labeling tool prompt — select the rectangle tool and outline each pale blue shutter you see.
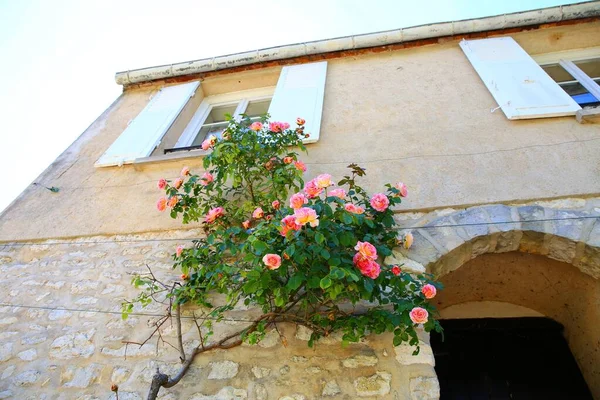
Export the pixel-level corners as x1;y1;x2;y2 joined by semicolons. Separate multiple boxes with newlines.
95;81;200;167
460;37;580;120
268;62;327;143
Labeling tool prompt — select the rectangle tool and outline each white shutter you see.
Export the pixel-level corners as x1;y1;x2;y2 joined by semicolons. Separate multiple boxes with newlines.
95;81;200;167
268;61;327;143
459;37;580;120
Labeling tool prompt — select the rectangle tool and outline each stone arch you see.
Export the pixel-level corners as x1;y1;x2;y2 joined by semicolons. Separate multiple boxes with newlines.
387;202;600;399
387;203;600;279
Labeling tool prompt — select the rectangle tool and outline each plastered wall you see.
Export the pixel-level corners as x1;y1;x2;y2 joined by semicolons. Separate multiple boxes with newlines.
1;22;600;241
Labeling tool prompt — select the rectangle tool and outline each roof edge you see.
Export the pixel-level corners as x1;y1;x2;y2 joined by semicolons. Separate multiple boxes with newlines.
115;1;600;86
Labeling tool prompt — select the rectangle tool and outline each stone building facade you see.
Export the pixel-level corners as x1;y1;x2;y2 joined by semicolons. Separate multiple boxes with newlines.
1;2;600;399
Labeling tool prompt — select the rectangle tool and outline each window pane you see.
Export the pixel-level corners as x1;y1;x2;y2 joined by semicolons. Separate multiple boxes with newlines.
204;104;238;124
191;122;229;146
244;99;271;118
542;64;573;82
574;58;600;80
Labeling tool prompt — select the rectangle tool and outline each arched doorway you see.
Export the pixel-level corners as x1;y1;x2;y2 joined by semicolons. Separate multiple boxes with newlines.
387;203;600;399
432;252;597;399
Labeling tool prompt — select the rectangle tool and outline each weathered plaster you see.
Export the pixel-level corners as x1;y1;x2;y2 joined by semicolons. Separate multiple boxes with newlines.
1;23;600;241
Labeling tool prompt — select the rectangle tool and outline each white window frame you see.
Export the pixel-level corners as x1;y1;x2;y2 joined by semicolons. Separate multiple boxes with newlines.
175;86;275;148
533;46;600;105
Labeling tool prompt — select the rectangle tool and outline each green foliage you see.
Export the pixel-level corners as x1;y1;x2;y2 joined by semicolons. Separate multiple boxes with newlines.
125;115;442;350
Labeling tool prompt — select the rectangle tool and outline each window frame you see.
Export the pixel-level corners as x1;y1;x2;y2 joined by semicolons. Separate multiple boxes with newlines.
174;86;276;149
533;46;600;107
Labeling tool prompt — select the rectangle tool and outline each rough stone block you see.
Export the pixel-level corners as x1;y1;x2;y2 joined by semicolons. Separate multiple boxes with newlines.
481;205;516;232
208;361;239;380
494;230;523;253
189;387;247;399
0;343;13;362
385;250;426;274
342;354;378;368
399;231;443;267
322;380;341;396
453;207;490;239
17;349;37;361
410;376;440;400
50;330;95;359
62;363;103;388
353;371;391;397
518;205;546;233
394;342;434;366
251;366;271;379
13;370;40;386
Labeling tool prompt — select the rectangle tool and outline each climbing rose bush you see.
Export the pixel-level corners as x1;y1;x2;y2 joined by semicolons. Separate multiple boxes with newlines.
131;114;442;350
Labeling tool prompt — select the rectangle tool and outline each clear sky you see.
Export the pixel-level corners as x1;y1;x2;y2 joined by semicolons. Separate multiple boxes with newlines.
0;0;589;214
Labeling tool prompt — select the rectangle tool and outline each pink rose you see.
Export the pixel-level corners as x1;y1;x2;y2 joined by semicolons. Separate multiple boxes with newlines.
250;122;263;131
370;193;389;212
289;193;308;209
181;166;190;176
269;122;283;133
201;135;217;150
329;188;346;199
296;117;305;126
353;254;380;279
303;179;323;198
242;220;251;229
353;253;370;269
272;200;280;210
354;241;377;260
205;207;224;223
391;265;401;276
167;196;178;208
252;207;264;219
294;207;319;227
283;156;294;164
409;307;429;325
294;161;307;172
156;197;167;212
360;260;381;279
157;178;167;190
344;203;365;214
281;122;290;130
421;284;437;299
403;232;414;250
263;253;282;270
200;172;214;186
315;174;333;189
173;178;183;189
176;245;184;257
395;182;408;197
281;215;302;236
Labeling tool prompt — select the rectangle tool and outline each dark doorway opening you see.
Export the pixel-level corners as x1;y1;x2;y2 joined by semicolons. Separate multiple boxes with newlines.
430;318;593;400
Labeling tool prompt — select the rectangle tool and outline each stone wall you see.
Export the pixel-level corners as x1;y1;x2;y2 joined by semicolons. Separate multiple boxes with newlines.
0;230;438;399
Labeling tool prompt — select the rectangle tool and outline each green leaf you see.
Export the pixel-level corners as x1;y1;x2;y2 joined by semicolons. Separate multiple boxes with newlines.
363;279;374;293
328;256;341;267
320;249;330;260
319;276;332;289
315;232;325;245
253;240;267;253
286;274;305;291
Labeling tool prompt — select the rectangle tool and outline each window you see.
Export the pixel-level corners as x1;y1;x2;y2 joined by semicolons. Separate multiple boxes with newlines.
95;61;328;167
171;87;275;152
540;57;600;108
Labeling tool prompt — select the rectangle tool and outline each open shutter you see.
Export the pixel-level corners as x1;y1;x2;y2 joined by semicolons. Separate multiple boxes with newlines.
268;61;327;143
459;37;580;120
95;81;200;167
